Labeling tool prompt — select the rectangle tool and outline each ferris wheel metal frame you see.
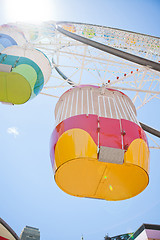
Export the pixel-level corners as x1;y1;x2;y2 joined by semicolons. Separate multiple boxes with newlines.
34;21;160;108
56;21;160;72
15;21;160;149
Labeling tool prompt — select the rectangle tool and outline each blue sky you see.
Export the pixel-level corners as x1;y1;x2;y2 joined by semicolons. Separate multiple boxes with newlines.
0;0;160;239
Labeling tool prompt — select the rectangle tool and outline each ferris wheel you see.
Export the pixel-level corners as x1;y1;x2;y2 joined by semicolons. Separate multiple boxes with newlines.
29;21;160;147
32;21;160;108
5;21;159;111
0;21;160;201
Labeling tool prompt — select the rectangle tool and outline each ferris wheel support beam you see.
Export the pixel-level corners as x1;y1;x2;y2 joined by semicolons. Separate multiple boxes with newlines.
52;59;75;86
56;24;160;73
140;122;160;138
52;50;139;67
40;92;59;98
109;86;160;95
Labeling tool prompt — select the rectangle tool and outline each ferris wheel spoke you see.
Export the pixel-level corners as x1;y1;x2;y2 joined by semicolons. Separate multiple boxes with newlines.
77;45;87;84
52;59;75;86
87;49;105;84
145;132;160;149
55;49;138;68
40;92;59;98
50;74;69;81
136;94;159;110
132;70;148;103
108;85;160;95
142;78;158;105
44;77;71;88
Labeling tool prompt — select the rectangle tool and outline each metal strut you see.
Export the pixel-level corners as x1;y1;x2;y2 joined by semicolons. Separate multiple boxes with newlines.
56;23;160;73
140;122;160;138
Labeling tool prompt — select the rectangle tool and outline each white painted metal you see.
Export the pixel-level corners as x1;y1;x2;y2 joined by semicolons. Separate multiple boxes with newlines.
54;86;138;127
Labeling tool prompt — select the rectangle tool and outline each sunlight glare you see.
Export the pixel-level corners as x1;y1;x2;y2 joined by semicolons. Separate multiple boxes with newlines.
5;0;54;23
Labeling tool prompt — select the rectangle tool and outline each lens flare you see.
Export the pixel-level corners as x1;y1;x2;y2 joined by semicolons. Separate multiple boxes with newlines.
4;0;54;23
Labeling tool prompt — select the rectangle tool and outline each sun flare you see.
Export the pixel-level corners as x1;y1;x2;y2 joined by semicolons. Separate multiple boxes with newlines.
4;0;54;23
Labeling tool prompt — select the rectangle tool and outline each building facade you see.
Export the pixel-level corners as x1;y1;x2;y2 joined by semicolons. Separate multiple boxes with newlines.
20;226;40;240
